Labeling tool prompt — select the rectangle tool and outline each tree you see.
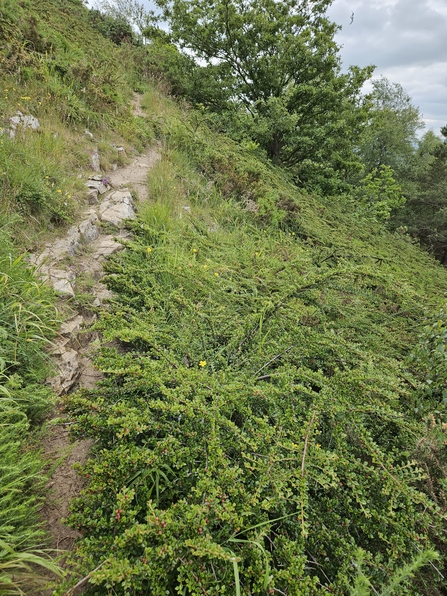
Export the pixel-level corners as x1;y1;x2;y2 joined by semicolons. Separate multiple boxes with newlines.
392;127;447;262
94;0;152;42
88;8;135;44
357;77;424;184
154;0;373;191
355;164;405;222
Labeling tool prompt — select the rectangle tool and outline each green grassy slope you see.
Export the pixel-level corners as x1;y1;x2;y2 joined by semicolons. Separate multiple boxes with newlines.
0;0;153;237
1;1;447;594
61;92;447;594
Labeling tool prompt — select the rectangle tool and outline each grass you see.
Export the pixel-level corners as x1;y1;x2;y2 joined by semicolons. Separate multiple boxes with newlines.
0;539;63;595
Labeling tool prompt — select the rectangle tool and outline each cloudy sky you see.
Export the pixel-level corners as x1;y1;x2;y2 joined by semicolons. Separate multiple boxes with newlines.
100;0;447;134
328;0;447;133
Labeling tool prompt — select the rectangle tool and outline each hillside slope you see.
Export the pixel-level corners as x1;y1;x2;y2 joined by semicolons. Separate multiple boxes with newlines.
62;92;447;594
1;1;447;595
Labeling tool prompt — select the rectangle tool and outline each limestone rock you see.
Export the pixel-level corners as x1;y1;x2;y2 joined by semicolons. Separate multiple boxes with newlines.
58;348;81;394
47;268;76;296
52;227;81;257
93;236;124;258
52;278;74;296
93;283;114;306
86;178;108;195
78;356;103;390
98;200;112;216
79;216;99;244
100;202;135;227
87;188;99;204
60;315;85;337
109;190;133;205
8;111;40;138
91;150;101;172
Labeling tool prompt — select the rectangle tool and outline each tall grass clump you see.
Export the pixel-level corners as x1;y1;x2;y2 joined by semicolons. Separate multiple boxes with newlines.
0;218;61;589
61;123;447;594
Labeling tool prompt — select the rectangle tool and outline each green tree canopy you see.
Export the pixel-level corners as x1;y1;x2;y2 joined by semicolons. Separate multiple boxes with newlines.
392;126;447;262
94;0;152;42
155;0;373;192
357;77;424;184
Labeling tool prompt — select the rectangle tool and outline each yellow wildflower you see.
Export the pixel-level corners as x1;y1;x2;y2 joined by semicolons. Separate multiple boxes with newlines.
199;360;207;367
146;247;152;253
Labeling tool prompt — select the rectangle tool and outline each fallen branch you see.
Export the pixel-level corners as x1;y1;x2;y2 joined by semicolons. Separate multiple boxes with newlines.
62;562;104;596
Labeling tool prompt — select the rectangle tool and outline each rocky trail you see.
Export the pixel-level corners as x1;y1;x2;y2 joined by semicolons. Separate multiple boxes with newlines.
33;114;160;551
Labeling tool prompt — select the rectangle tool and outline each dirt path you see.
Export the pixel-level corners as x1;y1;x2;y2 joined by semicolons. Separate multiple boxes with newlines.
34;102;160;552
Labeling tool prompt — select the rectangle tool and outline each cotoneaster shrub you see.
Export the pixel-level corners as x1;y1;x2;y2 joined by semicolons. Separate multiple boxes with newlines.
62;144;447;594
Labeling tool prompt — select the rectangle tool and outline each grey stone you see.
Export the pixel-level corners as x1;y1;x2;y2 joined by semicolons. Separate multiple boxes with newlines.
93;283;114;304
8;111;40;138
98;200;112;215
52;228;81;258
86;179;108;195
59;348;81;393
52;278;75;296
78;356;103;390
51;338;70;356
109;190;133;204
87;188;99;204
60;315;85;337
100;202;135;227
91;150;101;172
45;268;76;296
48;268;76;282
79;216;100;244
93;236;124;257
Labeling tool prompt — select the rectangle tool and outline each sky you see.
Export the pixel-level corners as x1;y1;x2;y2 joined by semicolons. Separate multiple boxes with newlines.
328;0;447;133
94;0;447;134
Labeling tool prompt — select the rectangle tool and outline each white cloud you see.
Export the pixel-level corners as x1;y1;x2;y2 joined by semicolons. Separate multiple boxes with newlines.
328;0;447;132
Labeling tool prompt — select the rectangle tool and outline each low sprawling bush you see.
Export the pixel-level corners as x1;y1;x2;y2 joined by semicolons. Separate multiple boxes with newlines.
62;137;447;594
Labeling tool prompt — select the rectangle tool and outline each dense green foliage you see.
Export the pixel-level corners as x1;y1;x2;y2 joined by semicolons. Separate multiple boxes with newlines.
154;0;372;192
59;107;447;594
1;0;447;593
0;0;155;589
0;0;155;229
391;128;447;262
356;78;424;186
88;8;136;45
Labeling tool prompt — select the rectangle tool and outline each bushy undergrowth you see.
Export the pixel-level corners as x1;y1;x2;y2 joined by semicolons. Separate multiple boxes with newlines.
0;219;61;591
61;113;447;594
